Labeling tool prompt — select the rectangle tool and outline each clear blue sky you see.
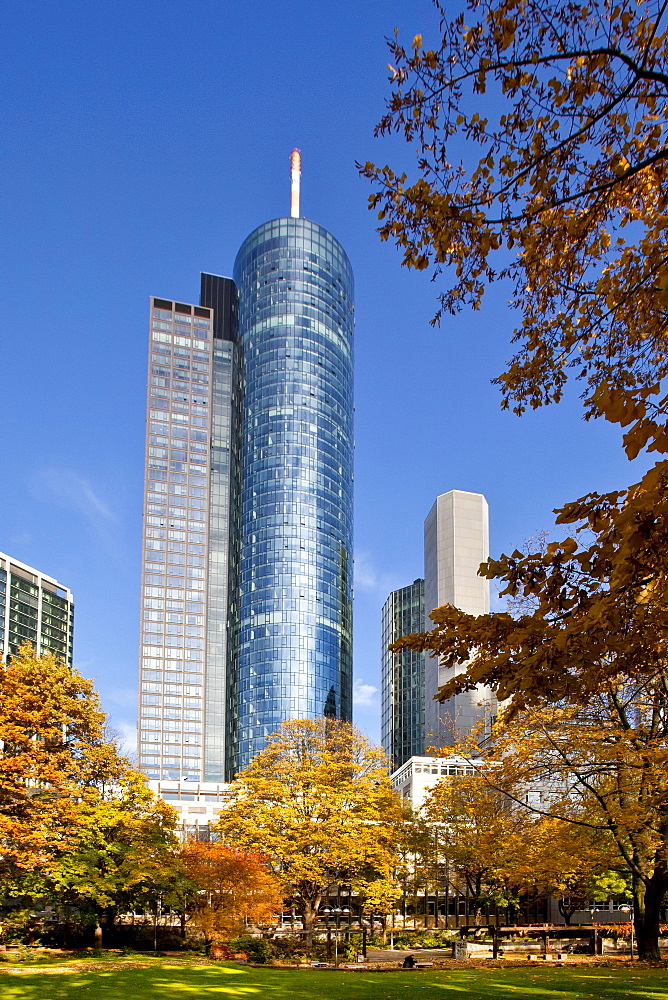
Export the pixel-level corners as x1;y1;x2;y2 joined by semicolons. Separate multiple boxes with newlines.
1;0;648;752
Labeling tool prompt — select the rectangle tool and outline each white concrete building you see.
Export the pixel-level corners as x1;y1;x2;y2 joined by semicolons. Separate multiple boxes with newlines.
423;490;494;748
147;778;231;835
390;754;484;811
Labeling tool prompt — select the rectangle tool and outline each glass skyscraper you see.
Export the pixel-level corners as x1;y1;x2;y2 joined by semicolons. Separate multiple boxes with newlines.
138;163;354;784
380;579;425;770
380;490;492;776
232;218;354;772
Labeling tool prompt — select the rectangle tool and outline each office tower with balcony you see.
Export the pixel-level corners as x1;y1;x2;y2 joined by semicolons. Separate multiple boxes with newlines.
0;552;74;664
380;579;425;770
137;152;354;784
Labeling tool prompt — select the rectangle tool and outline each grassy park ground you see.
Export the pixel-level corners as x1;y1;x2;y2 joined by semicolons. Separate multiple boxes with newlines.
0;955;667;1000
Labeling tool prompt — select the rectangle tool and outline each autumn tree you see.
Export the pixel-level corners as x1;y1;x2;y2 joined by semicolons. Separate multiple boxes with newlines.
0;644;109;881
428;680;668;959
519;818;630;925
360;0;668;459
29;769;182;945
214;719;404;942
365;0;668;706
396;479;668;710
1;644;182;944
365;3;668;956
396;494;668;957
424;771;529;920
180;841;282;951
358;876;403;941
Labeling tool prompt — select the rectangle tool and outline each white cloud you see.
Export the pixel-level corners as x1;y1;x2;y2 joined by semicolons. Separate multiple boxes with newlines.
353;678;379;707
31;467;117;540
354;550;379;591
116;722;137;756
354;550;411;597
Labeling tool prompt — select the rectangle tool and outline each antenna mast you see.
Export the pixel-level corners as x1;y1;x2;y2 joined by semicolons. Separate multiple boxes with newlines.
290;148;301;218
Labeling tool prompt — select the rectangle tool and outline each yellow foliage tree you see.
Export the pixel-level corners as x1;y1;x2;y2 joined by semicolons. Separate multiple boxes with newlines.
1;645;182;944
516;818;629;925
365;1;668;958
424;772;529;919
0;644;108;879
214;719;404;942
432;688;668;959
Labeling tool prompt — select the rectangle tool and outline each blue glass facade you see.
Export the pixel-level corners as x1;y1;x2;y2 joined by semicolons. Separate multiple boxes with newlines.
381;579;426;770
231;217;354;774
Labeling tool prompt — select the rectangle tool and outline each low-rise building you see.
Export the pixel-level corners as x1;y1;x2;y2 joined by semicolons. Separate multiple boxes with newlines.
390;754;484;811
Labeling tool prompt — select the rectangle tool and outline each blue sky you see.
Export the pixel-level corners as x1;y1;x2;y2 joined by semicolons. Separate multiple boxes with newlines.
1;0;649;751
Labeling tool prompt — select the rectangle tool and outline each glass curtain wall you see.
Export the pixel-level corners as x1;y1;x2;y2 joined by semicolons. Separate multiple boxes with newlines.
231;217;354;775
381;579;426;770
0;554;74;666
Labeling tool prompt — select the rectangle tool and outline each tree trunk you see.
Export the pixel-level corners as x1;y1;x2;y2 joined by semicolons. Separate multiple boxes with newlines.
302;896;320;947
558;900;575;926
634;872;667;961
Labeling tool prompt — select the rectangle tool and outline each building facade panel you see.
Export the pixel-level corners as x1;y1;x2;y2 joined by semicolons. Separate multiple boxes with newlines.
138;197;355;786
138;297;219;782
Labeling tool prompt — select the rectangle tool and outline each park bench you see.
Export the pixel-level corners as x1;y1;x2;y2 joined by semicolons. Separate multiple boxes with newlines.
310;962;330;968
415;962;434;969
342;963;367;970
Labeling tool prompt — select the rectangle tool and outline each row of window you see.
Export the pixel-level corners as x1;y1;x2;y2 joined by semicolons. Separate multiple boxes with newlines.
152;308;211;328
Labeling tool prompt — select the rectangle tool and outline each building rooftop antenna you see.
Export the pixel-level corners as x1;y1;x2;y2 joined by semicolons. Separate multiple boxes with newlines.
290;148;301;218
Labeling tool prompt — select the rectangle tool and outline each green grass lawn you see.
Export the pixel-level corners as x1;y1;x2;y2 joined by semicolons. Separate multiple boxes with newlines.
0;957;667;1000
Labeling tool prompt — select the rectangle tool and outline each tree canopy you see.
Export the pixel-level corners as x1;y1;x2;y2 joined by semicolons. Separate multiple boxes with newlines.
0;644;108;879
179;841;282;949
361;0;668;458
1;645;181;943
394;468;668;710
453;677;668;959
214;719;404;940
366;1;668;959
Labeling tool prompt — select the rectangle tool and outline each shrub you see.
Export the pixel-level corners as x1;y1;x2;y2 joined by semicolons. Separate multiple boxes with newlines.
229;937;275;964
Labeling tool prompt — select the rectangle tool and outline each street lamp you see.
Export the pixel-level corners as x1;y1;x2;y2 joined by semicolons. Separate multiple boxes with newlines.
321;905;351;967
619;905;634;960
322;908;332;962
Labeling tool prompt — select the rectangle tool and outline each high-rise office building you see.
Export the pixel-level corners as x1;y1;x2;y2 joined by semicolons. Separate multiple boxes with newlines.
380;490;492;762
0;553;74;664
380;579;425;770
138;153;354;783
423;489;492;746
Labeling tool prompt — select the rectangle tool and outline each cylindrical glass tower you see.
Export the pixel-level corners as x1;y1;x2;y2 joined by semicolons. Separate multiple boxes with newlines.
230;217;354;774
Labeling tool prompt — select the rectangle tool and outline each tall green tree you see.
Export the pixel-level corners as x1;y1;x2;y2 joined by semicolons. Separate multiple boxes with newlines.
31;770;182;944
1;644;182;943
